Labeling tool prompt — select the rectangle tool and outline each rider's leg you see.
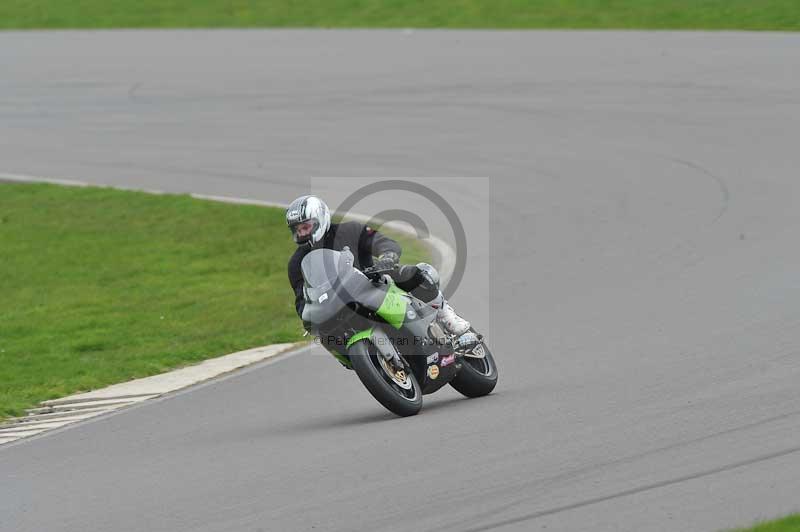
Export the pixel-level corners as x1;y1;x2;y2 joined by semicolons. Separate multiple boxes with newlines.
393;264;438;301
393;263;471;336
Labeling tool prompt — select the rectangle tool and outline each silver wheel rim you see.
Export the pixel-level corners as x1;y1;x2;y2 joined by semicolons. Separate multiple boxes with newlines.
459;341;493;376
464;343;487;359
378;356;413;390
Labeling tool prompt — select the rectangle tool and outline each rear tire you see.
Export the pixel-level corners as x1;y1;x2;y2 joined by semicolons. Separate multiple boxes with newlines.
349;340;423;417
450;335;498;398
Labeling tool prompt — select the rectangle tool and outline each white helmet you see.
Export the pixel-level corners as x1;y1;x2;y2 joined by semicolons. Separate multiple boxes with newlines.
285;195;331;246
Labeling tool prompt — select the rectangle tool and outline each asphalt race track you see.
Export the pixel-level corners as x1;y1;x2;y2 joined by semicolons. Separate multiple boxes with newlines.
2;30;800;532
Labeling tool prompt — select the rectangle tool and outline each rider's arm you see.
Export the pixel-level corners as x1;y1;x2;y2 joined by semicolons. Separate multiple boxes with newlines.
358;225;401;267
287;250;306;317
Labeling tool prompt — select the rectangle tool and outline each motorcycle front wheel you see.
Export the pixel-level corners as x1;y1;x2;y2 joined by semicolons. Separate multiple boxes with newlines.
349;340;423;417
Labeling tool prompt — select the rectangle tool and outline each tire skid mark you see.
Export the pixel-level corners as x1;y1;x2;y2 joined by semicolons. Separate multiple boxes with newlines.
668;156;730;226
431;408;800;532
462;443;800;532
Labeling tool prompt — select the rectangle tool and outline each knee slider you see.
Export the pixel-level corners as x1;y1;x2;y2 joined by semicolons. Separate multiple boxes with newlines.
416;262;440;291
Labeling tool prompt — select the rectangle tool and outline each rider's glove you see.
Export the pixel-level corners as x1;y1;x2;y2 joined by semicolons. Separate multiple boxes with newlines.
373;251;399;272
302;320;319;336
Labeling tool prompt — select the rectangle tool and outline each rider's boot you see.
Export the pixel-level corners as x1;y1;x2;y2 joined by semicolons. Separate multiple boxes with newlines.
437;301;470;336
431;292;478;348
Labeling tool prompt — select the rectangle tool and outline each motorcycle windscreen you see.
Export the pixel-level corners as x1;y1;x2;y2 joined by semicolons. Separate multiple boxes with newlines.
300;248;375;306
300;248;388;318
301;248;351;301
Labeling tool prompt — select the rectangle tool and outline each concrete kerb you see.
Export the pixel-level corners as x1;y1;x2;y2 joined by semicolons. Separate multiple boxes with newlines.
0;342;304;445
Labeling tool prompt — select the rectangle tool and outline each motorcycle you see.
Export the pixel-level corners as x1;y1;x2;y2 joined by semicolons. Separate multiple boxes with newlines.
300;247;498;416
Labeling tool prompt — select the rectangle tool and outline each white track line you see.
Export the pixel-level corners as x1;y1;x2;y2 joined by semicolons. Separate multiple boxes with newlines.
1;173;457;284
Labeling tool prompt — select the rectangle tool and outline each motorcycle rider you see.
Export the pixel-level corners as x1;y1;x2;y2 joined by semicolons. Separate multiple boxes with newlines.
286;194;472;341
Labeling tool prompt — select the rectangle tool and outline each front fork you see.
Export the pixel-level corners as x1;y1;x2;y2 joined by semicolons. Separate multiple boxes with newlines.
365;327;405;370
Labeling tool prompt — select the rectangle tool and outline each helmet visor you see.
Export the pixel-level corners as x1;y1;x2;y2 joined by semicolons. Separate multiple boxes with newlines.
290;220;319;244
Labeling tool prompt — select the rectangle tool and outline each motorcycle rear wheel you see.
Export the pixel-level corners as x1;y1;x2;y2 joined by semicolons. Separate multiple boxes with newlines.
450;332;498;398
349;340;423;417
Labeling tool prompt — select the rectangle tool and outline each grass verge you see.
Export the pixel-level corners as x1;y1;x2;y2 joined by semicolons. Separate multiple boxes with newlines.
0;1;798;31
0;182;428;418
733;514;800;531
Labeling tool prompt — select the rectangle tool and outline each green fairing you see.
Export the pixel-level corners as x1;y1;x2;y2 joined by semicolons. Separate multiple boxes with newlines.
346;327;374;348
376;283;408;329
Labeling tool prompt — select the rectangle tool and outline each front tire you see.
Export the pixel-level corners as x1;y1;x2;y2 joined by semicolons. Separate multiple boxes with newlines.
349;340;423;417
450;333;498;398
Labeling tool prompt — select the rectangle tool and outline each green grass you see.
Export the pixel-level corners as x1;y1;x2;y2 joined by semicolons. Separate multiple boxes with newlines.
0;183;428;418
733;514;800;531
0;0;798;31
